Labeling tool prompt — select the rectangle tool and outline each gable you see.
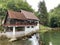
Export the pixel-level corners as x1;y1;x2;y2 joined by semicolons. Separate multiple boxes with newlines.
21;10;39;20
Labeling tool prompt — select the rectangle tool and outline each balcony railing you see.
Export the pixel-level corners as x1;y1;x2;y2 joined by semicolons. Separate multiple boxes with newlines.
15;22;37;25
4;22;37;26
9;21;37;25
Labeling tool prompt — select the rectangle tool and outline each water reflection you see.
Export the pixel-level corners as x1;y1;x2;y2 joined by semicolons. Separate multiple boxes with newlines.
0;38;31;45
29;34;39;45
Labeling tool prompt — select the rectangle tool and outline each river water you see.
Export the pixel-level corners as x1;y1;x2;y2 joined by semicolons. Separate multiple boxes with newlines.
0;34;39;45
0;38;31;45
29;34;39;45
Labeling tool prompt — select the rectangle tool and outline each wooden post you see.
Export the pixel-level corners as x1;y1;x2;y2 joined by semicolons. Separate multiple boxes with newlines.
13;26;15;38
49;42;52;45
9;26;16;41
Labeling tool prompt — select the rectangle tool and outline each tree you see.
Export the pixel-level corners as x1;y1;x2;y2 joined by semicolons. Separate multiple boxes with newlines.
38;0;48;26
34;11;40;19
6;0;34;12
50;16;58;27
49;4;60;27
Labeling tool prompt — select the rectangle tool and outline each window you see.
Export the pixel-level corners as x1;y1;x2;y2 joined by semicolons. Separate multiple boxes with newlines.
27;26;30;28
16;27;24;31
31;26;34;28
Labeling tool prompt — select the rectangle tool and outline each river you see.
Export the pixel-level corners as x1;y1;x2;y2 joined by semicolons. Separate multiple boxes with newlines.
0;34;39;45
0;38;31;45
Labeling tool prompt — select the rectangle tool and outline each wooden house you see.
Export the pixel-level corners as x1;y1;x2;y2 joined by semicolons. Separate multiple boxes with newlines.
2;10;39;39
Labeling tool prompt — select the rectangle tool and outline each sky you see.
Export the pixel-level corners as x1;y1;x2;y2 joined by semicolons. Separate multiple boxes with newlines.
27;0;60;12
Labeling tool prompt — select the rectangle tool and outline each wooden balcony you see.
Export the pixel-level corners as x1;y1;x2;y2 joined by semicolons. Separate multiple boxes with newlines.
15;22;37;25
4;22;37;27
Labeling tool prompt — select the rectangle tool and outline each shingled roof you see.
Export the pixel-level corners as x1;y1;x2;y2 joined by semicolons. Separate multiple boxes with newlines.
8;10;26;20
21;10;39;20
8;10;39;20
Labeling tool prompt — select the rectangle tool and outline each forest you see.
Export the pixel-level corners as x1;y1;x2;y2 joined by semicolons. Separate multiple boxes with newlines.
38;0;60;28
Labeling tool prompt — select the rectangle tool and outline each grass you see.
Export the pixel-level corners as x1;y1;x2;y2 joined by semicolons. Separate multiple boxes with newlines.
39;24;51;33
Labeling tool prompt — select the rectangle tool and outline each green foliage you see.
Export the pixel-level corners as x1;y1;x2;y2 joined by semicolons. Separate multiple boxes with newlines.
34;11;40;19
38;0;48;26
50;17;58;27
6;0;34;12
0;8;7;16
0;26;4;32
49;4;60;27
